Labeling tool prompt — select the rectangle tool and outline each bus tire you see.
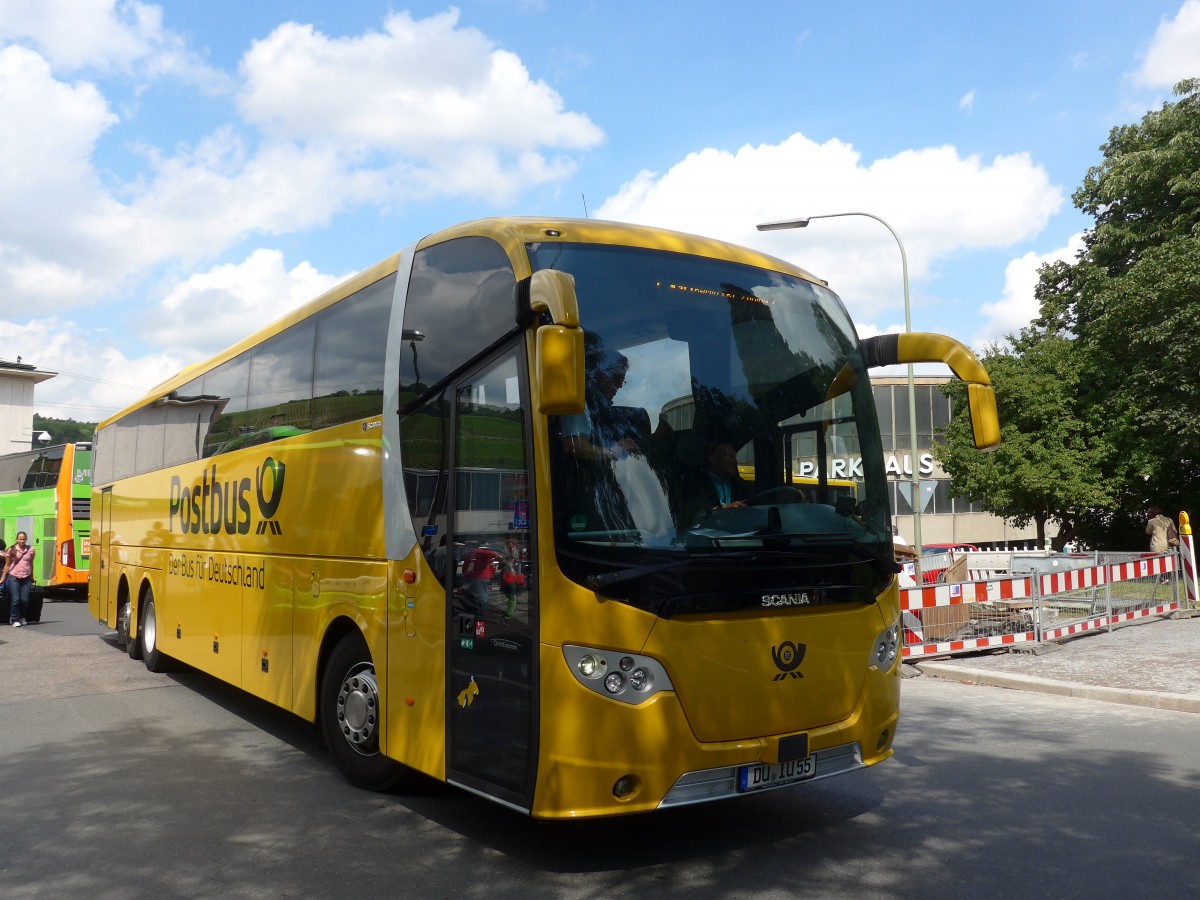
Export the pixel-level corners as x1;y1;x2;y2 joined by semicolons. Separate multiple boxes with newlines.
117;598;132;652
139;593;170;673
124;597;143;660
319;632;408;792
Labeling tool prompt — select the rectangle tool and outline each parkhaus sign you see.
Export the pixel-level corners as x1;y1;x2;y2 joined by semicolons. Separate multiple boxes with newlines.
796;452;936;479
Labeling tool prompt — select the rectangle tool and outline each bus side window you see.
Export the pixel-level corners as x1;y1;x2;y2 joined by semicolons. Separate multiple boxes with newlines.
401;388;451;587
314;274;394;428
401;237;517;402
245;319;316;440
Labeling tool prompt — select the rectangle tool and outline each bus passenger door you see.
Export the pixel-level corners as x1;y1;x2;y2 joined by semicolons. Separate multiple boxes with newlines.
445;349;537;810
96;488;112;625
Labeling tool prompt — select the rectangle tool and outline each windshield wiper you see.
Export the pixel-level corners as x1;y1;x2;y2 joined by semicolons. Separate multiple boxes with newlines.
585;549;806;591
786;533;902;573
722;531;900;574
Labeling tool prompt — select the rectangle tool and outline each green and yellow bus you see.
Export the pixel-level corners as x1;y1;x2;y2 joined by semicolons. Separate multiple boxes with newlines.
0;441;92;599
89;218;999;818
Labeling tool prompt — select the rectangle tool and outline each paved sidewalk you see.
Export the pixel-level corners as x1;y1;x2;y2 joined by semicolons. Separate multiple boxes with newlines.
910;612;1200;713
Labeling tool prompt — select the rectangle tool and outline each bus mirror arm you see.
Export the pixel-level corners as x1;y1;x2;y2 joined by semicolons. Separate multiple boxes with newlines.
530;269;586;415
529;269;580;328
855;333;1001;452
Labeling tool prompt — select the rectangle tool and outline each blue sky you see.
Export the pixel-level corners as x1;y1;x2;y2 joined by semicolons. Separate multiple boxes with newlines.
1;0;1198;421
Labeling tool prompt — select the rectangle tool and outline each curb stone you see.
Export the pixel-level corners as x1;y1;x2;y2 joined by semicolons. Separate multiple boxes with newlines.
913;660;1200;714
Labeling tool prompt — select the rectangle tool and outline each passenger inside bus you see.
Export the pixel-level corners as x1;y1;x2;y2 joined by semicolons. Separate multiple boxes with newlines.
693;440;752;510
559;349;646;463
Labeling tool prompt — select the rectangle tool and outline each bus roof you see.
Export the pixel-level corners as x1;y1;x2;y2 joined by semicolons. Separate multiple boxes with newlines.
101;218;824;428
417;217;822;284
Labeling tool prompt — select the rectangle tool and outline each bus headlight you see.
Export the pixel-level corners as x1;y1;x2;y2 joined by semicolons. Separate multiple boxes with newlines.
577;653;607;679
870;623;901;671
563;645;674;705
629;667;653;692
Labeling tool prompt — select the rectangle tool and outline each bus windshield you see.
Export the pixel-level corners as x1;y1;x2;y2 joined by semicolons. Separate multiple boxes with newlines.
531;242;893;615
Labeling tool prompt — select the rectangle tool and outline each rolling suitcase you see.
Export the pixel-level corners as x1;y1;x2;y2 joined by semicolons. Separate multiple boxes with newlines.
26;588;43;624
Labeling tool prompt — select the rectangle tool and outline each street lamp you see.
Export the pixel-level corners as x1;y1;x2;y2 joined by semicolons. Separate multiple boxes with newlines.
756;212;922;572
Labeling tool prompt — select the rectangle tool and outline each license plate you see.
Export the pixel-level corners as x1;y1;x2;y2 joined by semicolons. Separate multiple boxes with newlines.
737;755;816;792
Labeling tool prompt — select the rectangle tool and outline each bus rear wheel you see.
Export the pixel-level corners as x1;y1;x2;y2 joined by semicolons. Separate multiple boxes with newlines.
139;593;170;673
319;633;408;792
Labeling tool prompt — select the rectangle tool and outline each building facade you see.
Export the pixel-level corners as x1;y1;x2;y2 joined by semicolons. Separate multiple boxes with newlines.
873;376;1043;550
0;359;55;454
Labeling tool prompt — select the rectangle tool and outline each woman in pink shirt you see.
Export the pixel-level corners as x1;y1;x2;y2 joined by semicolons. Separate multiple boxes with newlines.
3;531;35;627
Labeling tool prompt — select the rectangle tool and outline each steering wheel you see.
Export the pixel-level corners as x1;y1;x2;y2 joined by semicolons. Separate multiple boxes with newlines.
747;486;809;506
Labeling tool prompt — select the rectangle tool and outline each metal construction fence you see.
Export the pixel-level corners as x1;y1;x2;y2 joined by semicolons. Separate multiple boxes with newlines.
901;549;1185;660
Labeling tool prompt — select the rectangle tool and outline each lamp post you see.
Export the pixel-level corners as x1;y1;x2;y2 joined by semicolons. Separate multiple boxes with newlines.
756;212;922;573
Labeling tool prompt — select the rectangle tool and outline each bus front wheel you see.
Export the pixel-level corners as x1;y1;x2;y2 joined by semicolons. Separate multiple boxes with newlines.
319;633;408;792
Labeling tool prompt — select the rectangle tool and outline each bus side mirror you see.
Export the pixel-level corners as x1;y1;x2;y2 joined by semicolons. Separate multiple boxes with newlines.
859;332;1001;451
965;383;1000;450
530;270;585;415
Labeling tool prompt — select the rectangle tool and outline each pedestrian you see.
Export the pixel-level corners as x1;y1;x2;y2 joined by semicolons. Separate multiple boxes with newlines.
500;536;524;622
459;545;500;618
1146;505;1179;584
3;531;36;627
1146;505;1179;554
560;348;642;463
0;537;7;624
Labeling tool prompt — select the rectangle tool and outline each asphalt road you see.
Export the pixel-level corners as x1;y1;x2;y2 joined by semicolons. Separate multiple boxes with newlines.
2;599;1198;899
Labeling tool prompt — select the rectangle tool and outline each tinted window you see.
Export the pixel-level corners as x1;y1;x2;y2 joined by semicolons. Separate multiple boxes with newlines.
201;355;250;457
401;237;517;404
401;387;451;585
314;273;394;427
235;319;316;451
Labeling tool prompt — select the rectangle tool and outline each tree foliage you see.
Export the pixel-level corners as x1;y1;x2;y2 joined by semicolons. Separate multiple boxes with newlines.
936;334;1116;549
33;415;97;447
1024;78;1200;546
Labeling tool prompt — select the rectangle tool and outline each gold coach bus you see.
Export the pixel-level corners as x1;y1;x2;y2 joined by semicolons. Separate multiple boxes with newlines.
89;217;999;818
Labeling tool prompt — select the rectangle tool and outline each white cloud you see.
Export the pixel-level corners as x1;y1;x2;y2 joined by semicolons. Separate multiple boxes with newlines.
0;315;169;421
597;133;1063;322
959;89;976;111
8;250;351;419
0;0;227;87
0;46;129;311
975;233;1086;345
1132;0;1200;88
139;249;351;360
236;9;602;202
0;9;603;317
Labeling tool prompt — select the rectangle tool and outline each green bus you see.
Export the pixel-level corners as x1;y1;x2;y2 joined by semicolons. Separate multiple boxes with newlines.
0;442;92;599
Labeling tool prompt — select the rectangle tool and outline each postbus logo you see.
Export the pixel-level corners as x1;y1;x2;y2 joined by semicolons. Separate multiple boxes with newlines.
169;457;286;536
771;640;805;682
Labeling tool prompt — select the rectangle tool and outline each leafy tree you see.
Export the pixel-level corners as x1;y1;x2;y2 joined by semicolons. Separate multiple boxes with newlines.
32;415;97;446
936;334;1116;549
1028;77;1200;545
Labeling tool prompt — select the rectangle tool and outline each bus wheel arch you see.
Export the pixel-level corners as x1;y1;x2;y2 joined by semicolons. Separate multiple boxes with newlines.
317;623;408;792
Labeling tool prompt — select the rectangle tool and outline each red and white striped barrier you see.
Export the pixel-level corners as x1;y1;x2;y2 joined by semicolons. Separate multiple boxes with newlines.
901;551;1182;660
903;577;1033;609
901;630;1036;659
901;576;1036;659
1039;564;1106;597
1109;554;1174;583
1038;615;1110;642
